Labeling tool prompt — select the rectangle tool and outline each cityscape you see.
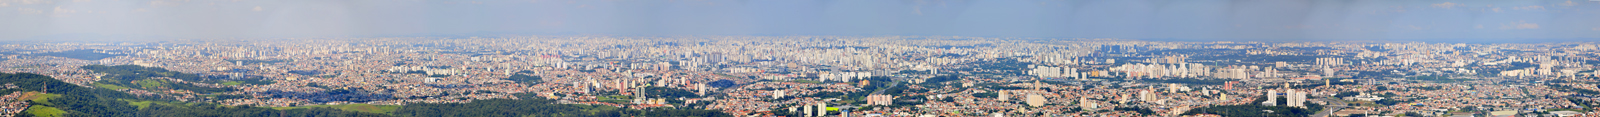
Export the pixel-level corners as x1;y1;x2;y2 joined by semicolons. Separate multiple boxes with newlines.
0;36;1594;116
3;0;1600;117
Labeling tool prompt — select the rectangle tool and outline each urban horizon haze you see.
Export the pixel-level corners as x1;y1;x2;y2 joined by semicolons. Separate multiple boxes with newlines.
3;0;1600;42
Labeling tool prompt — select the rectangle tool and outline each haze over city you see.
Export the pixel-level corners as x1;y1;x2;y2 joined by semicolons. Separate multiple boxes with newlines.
3;0;1599;42
1;0;1600;117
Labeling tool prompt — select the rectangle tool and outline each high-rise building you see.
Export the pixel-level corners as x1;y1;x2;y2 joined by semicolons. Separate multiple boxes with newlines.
1264;90;1278;106
804;105;813;116
1322;66;1336;77
1078;96;1097;110
774;90;785;99
1140;90;1153;102
1223;81;1236;90
816;103;827;117
1287;89;1307;107
1262;67;1278;78
696;83;707;96
1316;57;1344;66
1285;89;1299;107
1026;94;1045;107
867;95;893;106
998;91;1010;101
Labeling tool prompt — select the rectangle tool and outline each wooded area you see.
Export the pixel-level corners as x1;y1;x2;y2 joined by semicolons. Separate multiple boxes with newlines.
2;71;731;117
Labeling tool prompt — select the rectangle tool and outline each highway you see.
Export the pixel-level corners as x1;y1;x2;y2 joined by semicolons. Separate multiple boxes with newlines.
869;78;903;95
1311;96;1349;117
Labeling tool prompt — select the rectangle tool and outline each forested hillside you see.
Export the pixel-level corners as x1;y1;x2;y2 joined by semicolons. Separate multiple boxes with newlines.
1;72;728;117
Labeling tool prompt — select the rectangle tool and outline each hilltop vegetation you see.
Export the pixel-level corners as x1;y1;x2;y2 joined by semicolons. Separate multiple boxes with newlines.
0;72;728;117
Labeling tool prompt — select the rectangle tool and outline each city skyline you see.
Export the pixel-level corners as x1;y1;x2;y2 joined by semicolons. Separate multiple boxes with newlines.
4;0;1600;117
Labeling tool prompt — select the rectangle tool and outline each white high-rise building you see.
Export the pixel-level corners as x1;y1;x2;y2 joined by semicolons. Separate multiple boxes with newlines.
803;105;813;116
696;83;707;96
1323;66;1336;77
1316;57;1344;66
867;95;894;105
1026;94;1045;107
998;91;1010;101
1287;89;1307;107
1284;89;1299;107
774;90;786;99
1078;96;1097;110
1031;66;1076;78
816;103;827;117
1139;90;1153;102
1262;67;1278;78
1264;90;1278;106
1213;67;1250;79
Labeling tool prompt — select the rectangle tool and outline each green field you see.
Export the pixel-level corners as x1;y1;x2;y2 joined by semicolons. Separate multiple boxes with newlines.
119;99;200;110
137;79;165;89
92;82;130;90
27;92;61;105
221;81;243;86
17;92;64;117
271;104;401;114
25;106;67;117
123;100;155;109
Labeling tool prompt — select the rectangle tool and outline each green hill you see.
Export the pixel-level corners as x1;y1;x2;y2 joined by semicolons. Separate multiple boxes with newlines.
0;72;731;117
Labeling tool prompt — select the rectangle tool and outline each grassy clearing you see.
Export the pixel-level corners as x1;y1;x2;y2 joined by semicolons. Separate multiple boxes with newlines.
221;81;243;86
119;99;190;110
93;82;130;90
124;100;154;109
271;104;401;114
25;106;67;117
137;79;164;89
21;92;61;106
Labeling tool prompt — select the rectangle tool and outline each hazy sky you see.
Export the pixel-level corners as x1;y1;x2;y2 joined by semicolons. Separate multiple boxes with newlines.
3;0;1599;42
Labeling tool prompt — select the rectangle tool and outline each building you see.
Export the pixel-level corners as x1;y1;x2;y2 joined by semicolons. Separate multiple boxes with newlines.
803;105;813;116
998;91;1010;101
1285;89;1304;107
1140;90;1153;102
867;95;893;106
1263;90;1278;106
1026;94;1045;107
773;90;785;99
1078;96;1097;110
1316;57;1344;66
816;103;827;117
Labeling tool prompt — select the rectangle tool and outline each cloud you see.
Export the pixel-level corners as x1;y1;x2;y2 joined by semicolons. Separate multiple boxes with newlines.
253;6;262;11
18;8;43;14
1432;2;1463;9
149;0;181;7
1500;21;1539;30
53;6;77;14
1512;6;1545;10
1517;23;1539;29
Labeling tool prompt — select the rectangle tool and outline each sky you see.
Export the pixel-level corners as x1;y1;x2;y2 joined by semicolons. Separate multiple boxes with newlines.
2;0;1600;42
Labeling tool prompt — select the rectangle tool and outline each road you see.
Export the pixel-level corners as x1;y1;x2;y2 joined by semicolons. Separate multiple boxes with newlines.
869;78;903;95
1311;96;1349;117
